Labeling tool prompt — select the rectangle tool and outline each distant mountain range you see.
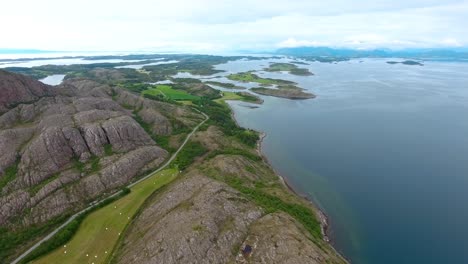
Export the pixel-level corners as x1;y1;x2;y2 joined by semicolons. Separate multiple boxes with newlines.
275;47;468;61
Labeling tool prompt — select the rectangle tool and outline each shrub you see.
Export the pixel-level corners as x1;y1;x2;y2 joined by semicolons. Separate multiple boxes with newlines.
172;141;207;170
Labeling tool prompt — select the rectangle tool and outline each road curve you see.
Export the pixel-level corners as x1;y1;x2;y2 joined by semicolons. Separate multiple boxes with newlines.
11;108;209;264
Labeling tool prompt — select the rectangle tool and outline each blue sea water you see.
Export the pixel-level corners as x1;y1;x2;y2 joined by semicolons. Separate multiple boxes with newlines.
223;59;468;264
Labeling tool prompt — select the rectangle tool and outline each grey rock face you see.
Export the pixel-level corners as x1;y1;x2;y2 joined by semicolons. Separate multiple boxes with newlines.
18;127;75;187
0;70;53;113
101;116;154;152
237;212;334;264
115;173;263;264
0;73;185;228
114;172;346;264
138;108;172;135
80;123;109;156
62;127;92;162
0;127;34;174
0;190;30;226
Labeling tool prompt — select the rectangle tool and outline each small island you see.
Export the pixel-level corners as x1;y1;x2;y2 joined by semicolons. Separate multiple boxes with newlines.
227;71;296;86
204;81;246;89
264;62;314;76
251;86;315;100
227;72;315;100
386;60;424;66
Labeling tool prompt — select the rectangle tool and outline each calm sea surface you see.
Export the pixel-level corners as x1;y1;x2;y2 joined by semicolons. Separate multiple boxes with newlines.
220;58;468;264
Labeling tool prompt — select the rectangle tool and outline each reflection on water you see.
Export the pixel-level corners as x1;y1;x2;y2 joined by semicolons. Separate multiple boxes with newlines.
39;74;66;85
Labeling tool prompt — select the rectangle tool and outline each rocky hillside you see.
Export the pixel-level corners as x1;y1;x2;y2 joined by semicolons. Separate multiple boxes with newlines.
0;71;202;230
111;126;347;264
0;70;53;113
1;70;345;263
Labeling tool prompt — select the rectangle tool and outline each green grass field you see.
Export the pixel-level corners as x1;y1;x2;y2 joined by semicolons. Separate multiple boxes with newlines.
31;168;179;264
214;91;243;103
214;91;261;105
142;85;200;101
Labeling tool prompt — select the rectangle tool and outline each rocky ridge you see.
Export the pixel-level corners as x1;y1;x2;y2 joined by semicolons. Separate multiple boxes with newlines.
0;71;201;228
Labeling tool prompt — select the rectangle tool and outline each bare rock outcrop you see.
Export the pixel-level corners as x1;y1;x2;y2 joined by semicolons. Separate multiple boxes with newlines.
114;171;345;264
0;71;192;228
0;70;54;113
238;212;337;264
115;173;263;264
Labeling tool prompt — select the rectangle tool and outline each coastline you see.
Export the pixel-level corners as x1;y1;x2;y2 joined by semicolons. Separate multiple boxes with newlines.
228;100;348;262
255;131;330;242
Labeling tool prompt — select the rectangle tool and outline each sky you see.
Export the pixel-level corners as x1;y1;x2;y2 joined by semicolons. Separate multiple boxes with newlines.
2;0;468;53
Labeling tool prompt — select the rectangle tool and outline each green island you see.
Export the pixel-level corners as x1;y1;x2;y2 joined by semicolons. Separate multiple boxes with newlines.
227;71;296;86
226;71;315;99
386;60;424;66
215;91;263;104
251;87;316;99
204;81;246;89
264;62;314;76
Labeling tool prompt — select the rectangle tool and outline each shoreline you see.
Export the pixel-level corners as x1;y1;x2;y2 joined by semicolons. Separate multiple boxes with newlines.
255;131;330;242
230;102;329;235
228;101;348;262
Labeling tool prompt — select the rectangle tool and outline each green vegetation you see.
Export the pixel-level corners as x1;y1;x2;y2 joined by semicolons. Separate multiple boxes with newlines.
214;91;244;103
20;214;84;264
0;158;19;191
72;158;86;174
155;135;175;153
30;169;178;264
142;85;200;101
205;81;245;89
206;148;262;162
227;72;295;86
29;173;60;196
72;155;101;175
23;190;132;264
216;91;261;104
172;141;208;170
104;144;114;156
0;215;69;263
118;82;152;93
89;156;101;174
171;81;221;100
264;63;313;76
235;92;261;103
194;98;259;147
143;55;232;76
251;87;315;99
386;60;423;66
132;110;182;153
223;176;322;240
192;225;206;232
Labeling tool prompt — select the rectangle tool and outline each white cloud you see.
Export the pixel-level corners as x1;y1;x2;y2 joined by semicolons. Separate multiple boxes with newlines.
441;38;463;47
1;0;467;52
277;38;328;48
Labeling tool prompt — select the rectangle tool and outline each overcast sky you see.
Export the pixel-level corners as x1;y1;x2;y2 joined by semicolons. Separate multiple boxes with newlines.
2;0;467;52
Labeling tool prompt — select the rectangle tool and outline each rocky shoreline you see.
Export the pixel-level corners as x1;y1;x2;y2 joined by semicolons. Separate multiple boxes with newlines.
230;104;341;255
255;131;330;240
226;104;343;256
254;130;350;262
